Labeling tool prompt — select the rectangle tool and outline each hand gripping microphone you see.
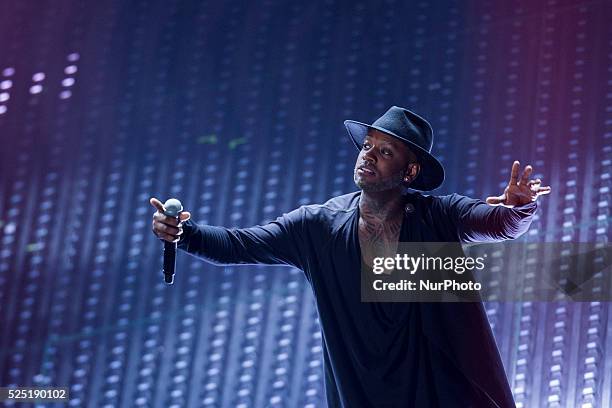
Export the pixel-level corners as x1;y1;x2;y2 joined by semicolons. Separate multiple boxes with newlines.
162;198;183;285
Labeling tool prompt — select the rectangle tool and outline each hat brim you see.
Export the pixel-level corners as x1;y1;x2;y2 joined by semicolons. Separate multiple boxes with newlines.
344;120;445;191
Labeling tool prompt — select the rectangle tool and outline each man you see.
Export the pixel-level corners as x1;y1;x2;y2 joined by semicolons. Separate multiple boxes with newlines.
151;106;551;407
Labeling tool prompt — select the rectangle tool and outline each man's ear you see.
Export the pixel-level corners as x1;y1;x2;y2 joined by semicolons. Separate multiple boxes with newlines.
404;162;420;183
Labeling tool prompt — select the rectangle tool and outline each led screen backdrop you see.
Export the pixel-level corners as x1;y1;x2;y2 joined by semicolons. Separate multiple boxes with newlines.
0;0;610;407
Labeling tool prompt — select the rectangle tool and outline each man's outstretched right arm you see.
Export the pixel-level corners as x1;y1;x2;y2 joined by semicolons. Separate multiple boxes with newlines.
150;197;307;270
177;209;307;269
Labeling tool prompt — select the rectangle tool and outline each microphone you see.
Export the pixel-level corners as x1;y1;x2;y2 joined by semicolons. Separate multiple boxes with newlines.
162;198;183;285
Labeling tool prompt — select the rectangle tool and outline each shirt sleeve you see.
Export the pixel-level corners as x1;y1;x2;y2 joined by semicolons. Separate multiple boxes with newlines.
441;193;538;243
176;206;308;269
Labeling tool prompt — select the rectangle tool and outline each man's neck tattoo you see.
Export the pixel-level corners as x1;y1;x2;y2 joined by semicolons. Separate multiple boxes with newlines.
358;194;406;262
359;206;403;245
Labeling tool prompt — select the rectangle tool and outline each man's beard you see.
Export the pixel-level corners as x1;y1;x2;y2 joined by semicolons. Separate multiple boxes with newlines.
354;168;407;193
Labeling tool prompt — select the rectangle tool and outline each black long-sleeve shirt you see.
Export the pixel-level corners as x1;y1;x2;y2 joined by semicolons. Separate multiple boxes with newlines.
179;191;538;408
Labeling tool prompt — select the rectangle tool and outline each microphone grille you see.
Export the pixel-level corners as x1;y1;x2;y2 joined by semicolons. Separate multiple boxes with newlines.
164;198;183;217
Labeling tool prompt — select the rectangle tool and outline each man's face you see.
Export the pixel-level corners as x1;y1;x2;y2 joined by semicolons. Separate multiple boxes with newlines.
353;129;419;193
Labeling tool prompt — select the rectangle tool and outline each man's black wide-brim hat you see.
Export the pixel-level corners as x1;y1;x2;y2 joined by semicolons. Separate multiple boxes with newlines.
344;106;445;191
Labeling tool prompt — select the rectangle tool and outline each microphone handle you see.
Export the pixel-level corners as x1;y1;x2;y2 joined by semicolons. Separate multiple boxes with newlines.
163;241;177;284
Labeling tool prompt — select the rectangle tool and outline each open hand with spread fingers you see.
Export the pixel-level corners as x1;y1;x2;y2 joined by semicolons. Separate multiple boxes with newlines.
485;161;552;208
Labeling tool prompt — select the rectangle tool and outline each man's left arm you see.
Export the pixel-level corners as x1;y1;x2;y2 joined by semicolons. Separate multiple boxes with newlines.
444;161;552;243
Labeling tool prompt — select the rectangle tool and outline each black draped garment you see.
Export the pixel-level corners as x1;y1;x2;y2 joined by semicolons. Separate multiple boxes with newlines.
178;191;538;407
